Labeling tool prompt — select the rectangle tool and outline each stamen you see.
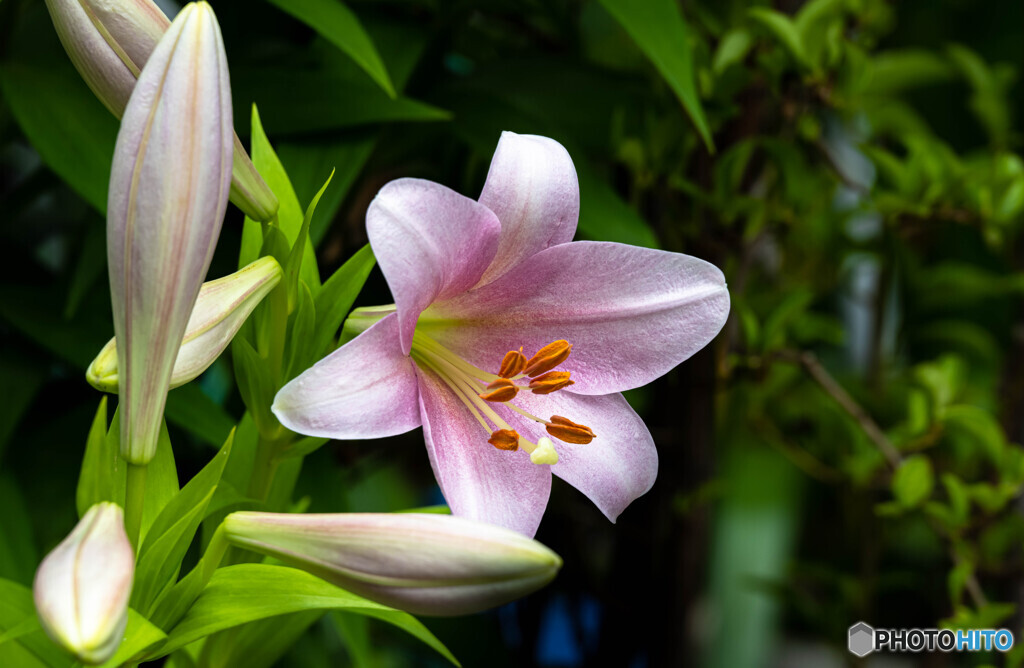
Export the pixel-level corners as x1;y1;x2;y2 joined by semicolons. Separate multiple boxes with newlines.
417;346;515;435
489;429;520;451
523;340;572;377
528;371;574;395
413;353;492;433
413;333;497;382
498;348;527;378
546;415;596;444
479;378;518;403
529;437;559;465
409;335;583;465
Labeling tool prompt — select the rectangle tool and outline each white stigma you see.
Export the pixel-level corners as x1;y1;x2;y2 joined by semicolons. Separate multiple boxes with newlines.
529;437;559;465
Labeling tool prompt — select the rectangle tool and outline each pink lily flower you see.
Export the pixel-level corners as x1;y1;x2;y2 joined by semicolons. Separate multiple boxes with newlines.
273;132;730;537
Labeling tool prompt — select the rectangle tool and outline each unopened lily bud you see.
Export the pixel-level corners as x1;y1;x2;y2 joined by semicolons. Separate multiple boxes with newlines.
223;512;562;616
43;0;278;221
33;503;134;665
109;2;233;464
89;257;282;393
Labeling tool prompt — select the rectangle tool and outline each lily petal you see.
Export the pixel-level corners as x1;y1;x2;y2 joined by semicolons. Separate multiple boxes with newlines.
423;241;730;395
511;390;657;524
273;314;421;440
477;132;579;286
417;364;551;538
367;178;500;355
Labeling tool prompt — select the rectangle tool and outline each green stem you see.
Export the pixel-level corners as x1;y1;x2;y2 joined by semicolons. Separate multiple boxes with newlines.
124;463;148;551
248;434;283;503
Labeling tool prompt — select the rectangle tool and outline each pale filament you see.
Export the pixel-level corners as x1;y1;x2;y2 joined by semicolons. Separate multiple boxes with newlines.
410;331;590;461
412;340;547;456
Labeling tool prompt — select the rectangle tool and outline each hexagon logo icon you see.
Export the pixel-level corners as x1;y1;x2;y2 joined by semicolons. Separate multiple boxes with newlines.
848;622;875;657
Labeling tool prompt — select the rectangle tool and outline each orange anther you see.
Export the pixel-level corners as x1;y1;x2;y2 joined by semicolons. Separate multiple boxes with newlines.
528;371;574;395
479;378;519;403
498;348;527;378
488;429;520;451
523;340;572;377
545;416;595;444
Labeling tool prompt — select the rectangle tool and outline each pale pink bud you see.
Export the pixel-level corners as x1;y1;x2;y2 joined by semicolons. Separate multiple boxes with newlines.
33;503;134;665
108;2;232;464
223;512;562;616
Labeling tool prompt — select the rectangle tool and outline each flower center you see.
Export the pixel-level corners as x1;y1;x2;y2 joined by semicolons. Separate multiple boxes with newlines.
409;334;595;466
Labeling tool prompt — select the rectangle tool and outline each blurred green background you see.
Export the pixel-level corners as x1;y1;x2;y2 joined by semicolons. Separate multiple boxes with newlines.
2;0;1023;665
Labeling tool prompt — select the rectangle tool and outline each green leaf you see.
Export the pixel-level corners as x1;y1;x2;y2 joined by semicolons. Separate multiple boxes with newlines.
201;611;322;668
332;613;373;668
947;559;973;606
64;218;107;319
263;0;395;98
77;397;113;517
793;0;847;68
892;455;934;508
95;609;167;668
0;284;111;371
142;422;180;543
155;564;459;666
865;49;957;95
285;171;335;309
0;57;116;213
233;69;449;137
597;0;713;151
0;351;46;460
712;29;753;75
941;474;970;527
286;282;318;381
396;505;452;515
132;431;235;615
277;135;377;247
239;105;321;294
76;404;127;517
943;405;1007;465
0;577;73;667
276;435;330;461
232;338;277;438
164;384;237;449
747;8;810;70
312;244;377;357
0;477;37;586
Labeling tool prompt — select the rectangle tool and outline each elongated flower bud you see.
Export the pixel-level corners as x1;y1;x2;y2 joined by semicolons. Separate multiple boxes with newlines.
89;257;282;392
33;503;134;665
223;512;562;616
43;0;278;221
109;2;233;464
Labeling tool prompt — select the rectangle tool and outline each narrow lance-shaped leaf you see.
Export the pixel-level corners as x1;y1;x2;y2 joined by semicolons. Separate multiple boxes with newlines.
151;564;460;665
597;0;714;151
108;2;234;464
263;0;395;98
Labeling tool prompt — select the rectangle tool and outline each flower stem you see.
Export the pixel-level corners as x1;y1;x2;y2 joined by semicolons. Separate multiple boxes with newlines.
124;463;147;551
248;433;283;503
